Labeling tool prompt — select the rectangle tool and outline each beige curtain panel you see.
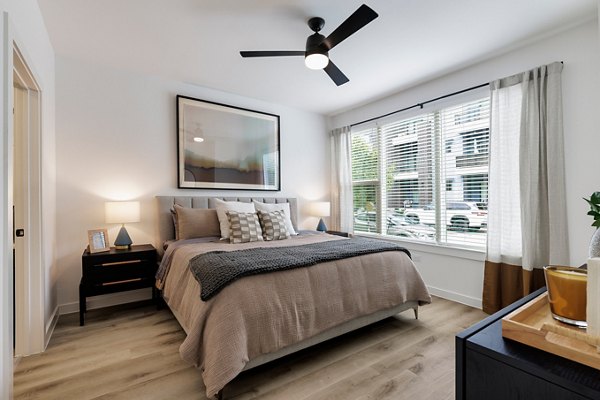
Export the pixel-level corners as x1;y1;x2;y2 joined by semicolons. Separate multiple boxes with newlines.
483;62;569;314
330;126;353;232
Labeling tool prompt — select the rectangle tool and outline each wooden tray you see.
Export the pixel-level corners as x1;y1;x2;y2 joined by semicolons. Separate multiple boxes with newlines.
502;292;600;370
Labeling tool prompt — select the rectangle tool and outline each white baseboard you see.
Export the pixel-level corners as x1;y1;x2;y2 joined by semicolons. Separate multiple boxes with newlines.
58;288;153;315
44;305;59;349
427;285;482;309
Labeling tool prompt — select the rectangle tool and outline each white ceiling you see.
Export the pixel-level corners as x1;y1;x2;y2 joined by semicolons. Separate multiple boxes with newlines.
37;0;597;115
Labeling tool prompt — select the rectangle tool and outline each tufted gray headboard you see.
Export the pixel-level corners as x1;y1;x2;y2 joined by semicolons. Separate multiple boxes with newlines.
155;196;298;254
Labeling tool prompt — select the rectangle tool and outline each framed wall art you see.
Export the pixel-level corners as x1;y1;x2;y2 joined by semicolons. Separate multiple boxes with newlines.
177;95;281;190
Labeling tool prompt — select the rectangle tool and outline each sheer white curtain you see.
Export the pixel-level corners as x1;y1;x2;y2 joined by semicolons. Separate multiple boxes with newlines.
330;126;353;232
487;81;523;267
483;62;569;313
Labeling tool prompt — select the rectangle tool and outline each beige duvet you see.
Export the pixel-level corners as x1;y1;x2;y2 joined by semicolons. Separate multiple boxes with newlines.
160;233;431;398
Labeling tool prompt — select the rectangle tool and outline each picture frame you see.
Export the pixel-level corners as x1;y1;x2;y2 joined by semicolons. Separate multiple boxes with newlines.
177;95;281;190
87;229;110;254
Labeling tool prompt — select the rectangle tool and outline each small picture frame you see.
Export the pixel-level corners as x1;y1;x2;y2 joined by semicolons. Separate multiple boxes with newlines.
87;229;110;253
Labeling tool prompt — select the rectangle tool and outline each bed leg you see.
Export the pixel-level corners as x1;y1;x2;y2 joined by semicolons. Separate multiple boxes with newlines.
413;307;419;320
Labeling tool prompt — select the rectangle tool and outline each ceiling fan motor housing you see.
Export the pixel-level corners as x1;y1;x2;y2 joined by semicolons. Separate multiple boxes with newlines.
306;33;328;57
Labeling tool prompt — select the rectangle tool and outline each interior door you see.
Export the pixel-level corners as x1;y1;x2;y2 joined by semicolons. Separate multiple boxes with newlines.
12;83;26;353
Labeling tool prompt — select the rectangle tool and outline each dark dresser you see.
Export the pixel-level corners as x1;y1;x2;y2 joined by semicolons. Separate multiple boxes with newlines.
456;287;600;400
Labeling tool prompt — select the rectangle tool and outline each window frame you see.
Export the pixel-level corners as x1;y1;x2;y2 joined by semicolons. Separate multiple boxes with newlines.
350;92;490;251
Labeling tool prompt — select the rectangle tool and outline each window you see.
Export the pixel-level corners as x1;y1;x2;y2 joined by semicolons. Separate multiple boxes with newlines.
352;127;379;231
395;142;418;172
454;101;484;125
351;96;490;249
461;129;489;155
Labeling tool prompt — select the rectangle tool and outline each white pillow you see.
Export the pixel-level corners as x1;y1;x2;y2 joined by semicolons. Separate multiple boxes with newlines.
252;201;297;235
214;199;256;239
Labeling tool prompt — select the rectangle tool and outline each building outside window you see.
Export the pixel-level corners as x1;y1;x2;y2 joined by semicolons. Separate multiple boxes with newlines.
351;96;490;249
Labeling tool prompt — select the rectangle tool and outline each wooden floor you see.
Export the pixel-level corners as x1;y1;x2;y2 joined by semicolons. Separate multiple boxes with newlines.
14;297;486;400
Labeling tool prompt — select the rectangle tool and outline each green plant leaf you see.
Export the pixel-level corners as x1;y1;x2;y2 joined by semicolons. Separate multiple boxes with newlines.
584;192;600;224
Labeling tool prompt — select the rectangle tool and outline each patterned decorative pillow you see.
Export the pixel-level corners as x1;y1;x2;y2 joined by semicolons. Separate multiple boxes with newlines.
258;210;290;241
226;211;263;244
253;201;298;235
214;199;257;240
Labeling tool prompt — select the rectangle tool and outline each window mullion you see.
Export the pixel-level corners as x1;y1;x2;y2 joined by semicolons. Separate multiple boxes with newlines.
377;125;386;234
433;111;443;244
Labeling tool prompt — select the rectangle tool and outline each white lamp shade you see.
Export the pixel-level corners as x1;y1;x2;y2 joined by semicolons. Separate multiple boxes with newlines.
310;201;331;217
105;201;140;224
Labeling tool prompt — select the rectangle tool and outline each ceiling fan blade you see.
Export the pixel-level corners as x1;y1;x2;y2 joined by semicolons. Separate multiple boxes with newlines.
240;50;305;58
324;60;349;86
322;4;378;50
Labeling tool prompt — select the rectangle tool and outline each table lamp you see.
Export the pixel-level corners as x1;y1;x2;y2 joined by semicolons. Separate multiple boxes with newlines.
311;201;330;232
105;201;140;250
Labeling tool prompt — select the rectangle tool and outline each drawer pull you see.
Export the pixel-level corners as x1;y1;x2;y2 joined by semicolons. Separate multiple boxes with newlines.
101;278;142;286
98;260;142;267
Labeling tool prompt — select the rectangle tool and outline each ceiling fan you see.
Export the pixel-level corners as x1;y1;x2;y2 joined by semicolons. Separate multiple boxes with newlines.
240;4;378;86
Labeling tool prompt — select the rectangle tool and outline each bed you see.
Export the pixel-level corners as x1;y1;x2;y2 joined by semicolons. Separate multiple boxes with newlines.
155;196;431;399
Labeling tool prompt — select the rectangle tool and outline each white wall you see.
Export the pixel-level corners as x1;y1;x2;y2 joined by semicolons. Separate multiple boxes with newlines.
55;57;329;313
0;0;56;395
330;20;600;308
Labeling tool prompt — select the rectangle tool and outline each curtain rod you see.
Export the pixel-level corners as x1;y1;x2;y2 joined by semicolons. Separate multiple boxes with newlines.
350;61;564;128
350;82;489;128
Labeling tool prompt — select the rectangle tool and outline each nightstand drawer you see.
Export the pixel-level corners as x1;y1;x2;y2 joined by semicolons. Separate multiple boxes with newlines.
84;259;155;283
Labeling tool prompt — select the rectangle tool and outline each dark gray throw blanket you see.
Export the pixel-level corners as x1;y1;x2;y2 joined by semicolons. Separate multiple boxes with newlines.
190;237;411;301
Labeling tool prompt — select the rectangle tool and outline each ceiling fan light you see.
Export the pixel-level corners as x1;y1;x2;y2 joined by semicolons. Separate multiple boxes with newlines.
305;53;329;70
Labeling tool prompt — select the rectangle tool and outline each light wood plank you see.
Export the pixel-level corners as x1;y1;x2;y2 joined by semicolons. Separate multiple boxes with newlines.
14;297;486;400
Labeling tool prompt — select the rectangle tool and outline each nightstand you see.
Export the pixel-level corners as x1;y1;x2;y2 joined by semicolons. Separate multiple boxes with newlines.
79;244;158;326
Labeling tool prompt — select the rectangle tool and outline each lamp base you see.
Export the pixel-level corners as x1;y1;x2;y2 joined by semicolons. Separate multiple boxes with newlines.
316;218;327;232
114;225;133;250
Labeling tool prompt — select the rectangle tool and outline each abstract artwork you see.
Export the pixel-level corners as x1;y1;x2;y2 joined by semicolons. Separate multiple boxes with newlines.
177;95;280;190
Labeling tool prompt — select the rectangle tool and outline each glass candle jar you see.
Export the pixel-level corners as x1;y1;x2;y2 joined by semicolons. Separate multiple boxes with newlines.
544;265;587;328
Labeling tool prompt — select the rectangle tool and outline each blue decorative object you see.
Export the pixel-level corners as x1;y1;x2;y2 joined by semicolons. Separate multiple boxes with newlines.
114;225;133;249
105;201;140;250
316;218;327;232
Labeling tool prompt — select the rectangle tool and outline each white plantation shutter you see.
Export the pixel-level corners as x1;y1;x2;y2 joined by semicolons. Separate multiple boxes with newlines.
350;94;490;249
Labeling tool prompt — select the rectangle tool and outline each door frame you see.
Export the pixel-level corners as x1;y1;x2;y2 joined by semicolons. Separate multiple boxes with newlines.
0;12;14;400
12;43;44;357
0;13;46;398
